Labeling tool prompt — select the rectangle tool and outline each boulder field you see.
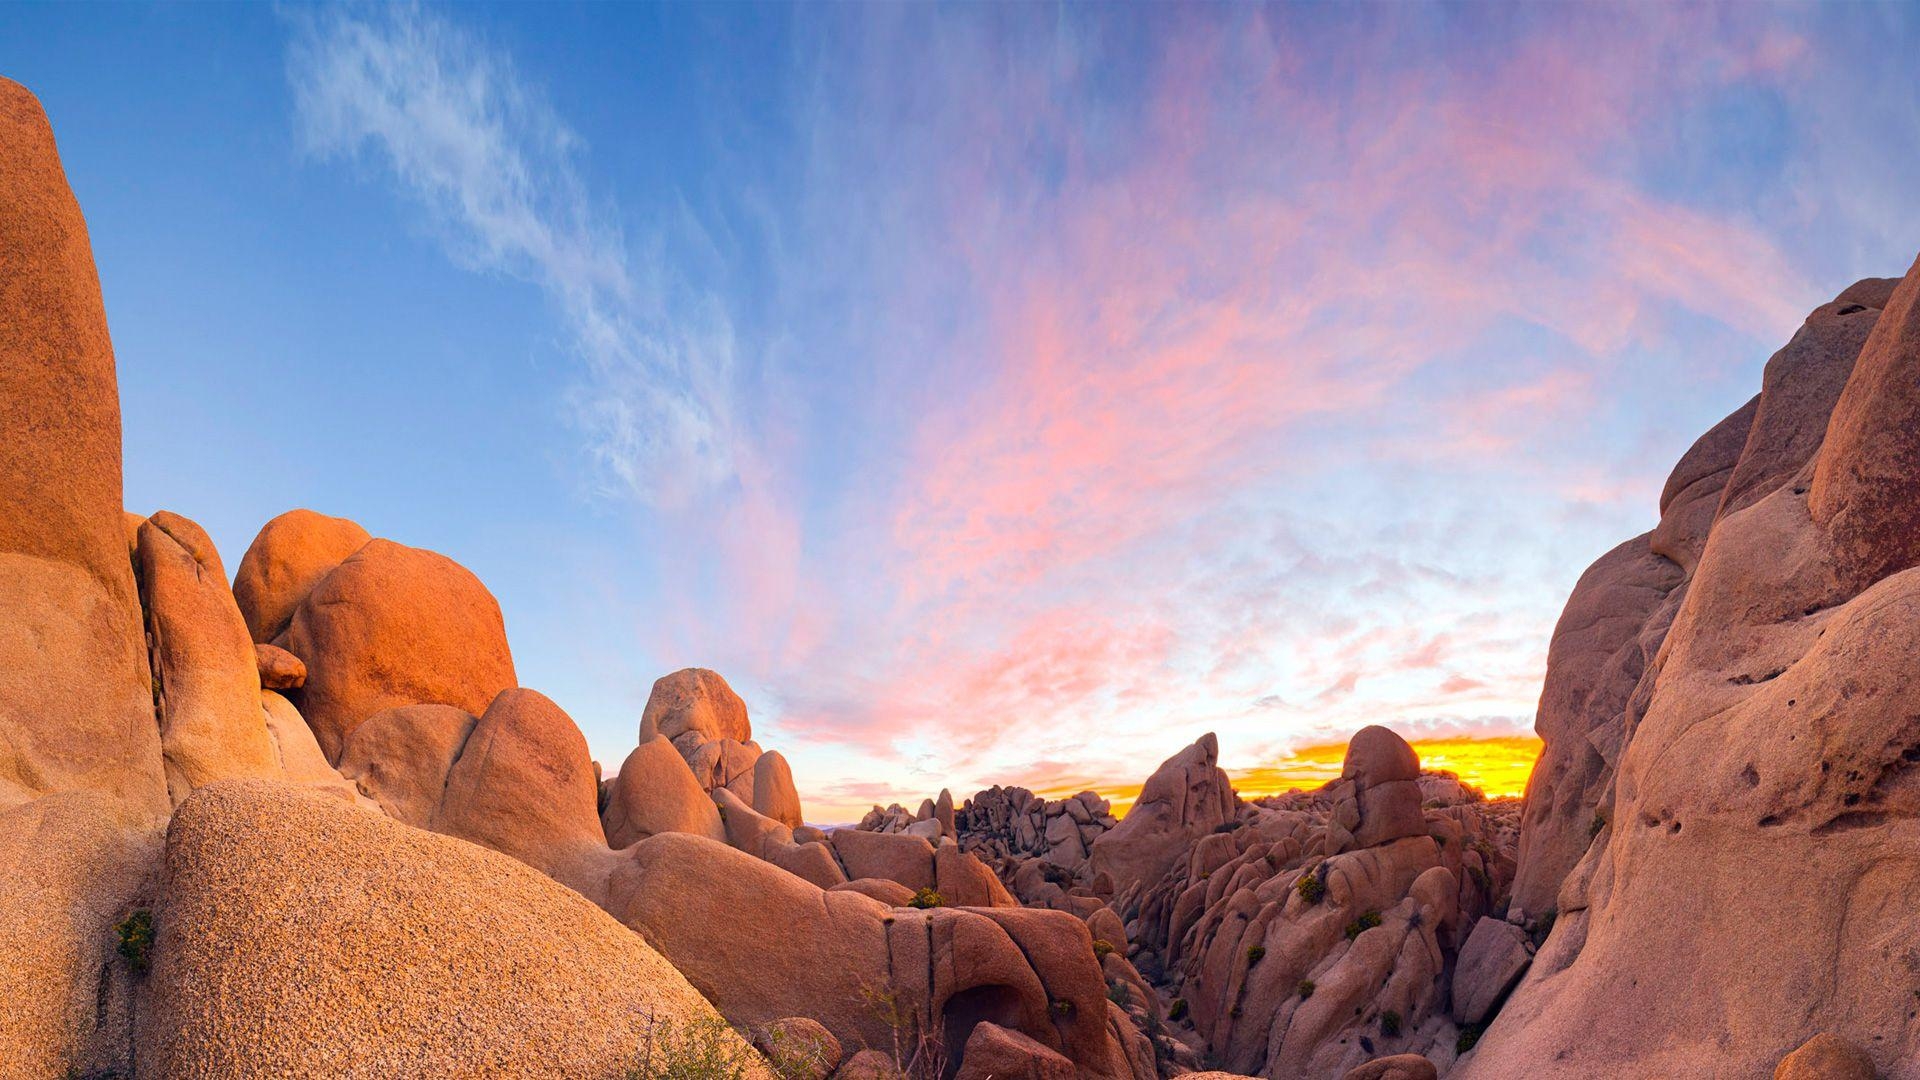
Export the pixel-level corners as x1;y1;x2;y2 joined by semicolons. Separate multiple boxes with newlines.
1;72;1916;1080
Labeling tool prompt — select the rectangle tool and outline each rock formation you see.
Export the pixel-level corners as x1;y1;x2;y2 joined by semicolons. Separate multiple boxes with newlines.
11;67;1920;1080
1468;264;1920;1078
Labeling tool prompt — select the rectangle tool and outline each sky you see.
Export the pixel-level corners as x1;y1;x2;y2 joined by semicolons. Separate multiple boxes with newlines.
3;3;1918;821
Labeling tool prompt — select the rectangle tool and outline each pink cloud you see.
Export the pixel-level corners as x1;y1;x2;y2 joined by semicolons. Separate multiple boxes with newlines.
643;7;1850;821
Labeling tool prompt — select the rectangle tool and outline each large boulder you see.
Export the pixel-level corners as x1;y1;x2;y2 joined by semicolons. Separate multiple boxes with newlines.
1510;532;1681;916
231;508;371;643
607;833;1142;1079
1090;734;1236;895
1469;258;1920;1078
0;792;160;1079
641;667;752;744
140;780;764;1079
280;537;516;760
603;735;728;848
0;77;165;817
334;703;477;824
753;749;805;829
433;688;610;899
135;511;280;803
1449;917;1531;1025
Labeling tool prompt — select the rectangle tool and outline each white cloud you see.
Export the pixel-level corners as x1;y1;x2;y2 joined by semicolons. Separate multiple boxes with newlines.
285;4;737;504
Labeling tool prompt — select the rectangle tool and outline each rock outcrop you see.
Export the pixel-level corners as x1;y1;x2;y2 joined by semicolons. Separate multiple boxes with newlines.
1471;264;1920;1077
278;537;518;761
0;75;166;819
142;780;765;1079
1091;734;1238;899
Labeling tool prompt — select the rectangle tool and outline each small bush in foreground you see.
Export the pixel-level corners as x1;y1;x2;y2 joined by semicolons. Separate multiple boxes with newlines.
115;910;154;975
1344;910;1382;940
906;887;945;909
629;1015;753;1080
1245;945;1265;965
1297;979;1315;1000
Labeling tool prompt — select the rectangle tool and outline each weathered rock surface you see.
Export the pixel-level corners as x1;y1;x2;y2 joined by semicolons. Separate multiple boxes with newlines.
1342;1055;1437;1080
1475;264;1920;1078
1449;917;1530;1025
1774;1032;1875;1080
231;508;372;644
0;76;166;818
136;510;281;803
280;536;516;760
1090;734;1237;897
253;643;306;689
142;780;764;1079
335;702;477;824
603;735;728;848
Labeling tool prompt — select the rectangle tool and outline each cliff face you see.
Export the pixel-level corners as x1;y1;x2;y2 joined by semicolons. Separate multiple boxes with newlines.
1474;267;1920;1078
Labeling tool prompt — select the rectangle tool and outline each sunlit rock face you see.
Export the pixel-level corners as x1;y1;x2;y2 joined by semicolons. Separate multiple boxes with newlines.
1472;261;1920;1079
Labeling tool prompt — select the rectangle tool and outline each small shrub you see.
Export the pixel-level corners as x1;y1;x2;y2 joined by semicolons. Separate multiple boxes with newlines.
1589;812;1607;839
1344;910;1382;941
1297;979;1315;1000
629;1014;754;1080
1295;871;1326;905
1050;999;1075;1017
1245;945;1266;965
1106;980;1131;1007
1168;998;1189;1022
906;887;945;910
1092;938;1115;959
1456;1022;1487;1054
1468;864;1491;891
115;910;155;975
1380;1010;1402;1037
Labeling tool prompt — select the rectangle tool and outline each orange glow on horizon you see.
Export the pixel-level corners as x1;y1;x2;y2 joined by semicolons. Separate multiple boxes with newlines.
1025;734;1540;817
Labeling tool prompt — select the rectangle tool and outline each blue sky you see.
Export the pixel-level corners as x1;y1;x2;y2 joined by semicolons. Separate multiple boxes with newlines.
3;3;1917;819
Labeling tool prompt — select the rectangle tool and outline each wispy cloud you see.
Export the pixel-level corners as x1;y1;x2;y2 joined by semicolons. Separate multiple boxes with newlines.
286;4;739;504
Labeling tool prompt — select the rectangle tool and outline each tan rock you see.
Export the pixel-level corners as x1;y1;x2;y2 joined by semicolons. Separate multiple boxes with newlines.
953;1022;1074;1080
834;1050;907;1080
753;1017;842;1080
935;839;1018;907
753;749;805;829
433;688;608;898
253;643;305;689
1511;532;1681;915
1649;395;1754;572
0;77;165;817
335;702;477;825
1774;1033;1875;1080
231;509;371;643
141;779;764;1079
832;878;916;906
1343;1055;1438;1080
1089;734;1236;895
641;667;752;744
1813;252;1920;590
830;828;936;891
1450;916;1530;1025
1470;257;1920;1078
260;691;358;803
281;537;516;760
0;792;159;1079
603;735;727;848
135;511;280;803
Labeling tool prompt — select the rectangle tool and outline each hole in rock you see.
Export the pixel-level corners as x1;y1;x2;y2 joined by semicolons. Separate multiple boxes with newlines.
1836;304;1868;315
1813;811;1889;836
940;984;1030;1078
1740;765;1759;788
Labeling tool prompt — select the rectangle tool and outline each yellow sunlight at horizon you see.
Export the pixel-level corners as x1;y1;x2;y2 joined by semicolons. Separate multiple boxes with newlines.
1030;734;1542;817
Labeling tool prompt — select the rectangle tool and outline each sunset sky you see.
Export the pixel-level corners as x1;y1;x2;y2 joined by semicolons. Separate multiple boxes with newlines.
4;4;1918;821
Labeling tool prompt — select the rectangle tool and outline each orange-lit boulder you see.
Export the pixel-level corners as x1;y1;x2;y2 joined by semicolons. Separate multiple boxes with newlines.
281;538;516;760
135;511;279;803
232;509;371;643
0;76;165;818
602;735;726;848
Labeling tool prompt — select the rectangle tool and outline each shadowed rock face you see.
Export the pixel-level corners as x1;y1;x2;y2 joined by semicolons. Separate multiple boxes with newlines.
1476;261;1920;1079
